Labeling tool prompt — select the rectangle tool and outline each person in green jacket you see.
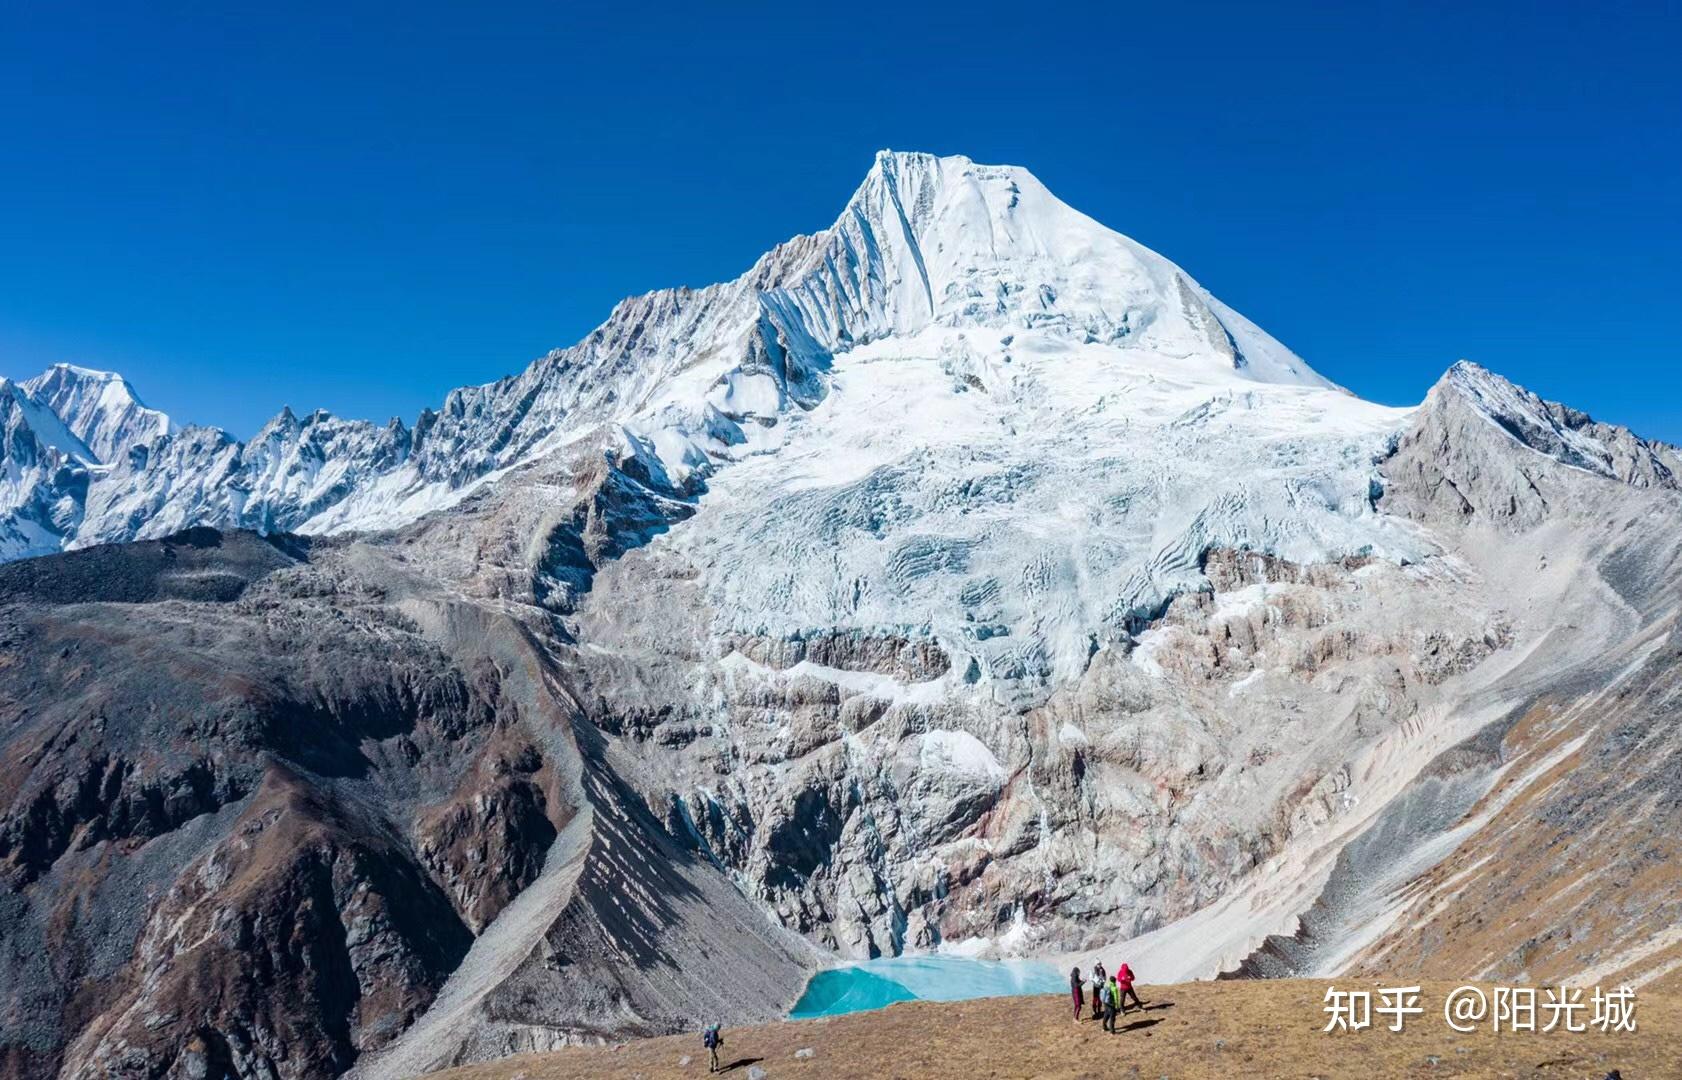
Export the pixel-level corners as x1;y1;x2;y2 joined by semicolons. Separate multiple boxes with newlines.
1102;975;1120;1032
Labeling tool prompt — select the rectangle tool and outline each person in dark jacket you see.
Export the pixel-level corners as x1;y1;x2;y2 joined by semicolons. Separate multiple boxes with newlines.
703;1023;723;1072
1070;966;1084;1021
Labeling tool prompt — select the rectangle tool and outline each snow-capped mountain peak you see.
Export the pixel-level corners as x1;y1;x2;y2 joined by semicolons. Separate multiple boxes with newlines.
770;150;1333;388
1429;359;1681;488
1;377;95;559
1;376;96;464
4;152;1355;563
21;362;171;465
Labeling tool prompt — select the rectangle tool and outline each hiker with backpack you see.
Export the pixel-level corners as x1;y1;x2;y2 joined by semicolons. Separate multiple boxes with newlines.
1070;966;1084;1021
703;1022;723;1073
1102;975;1120;1032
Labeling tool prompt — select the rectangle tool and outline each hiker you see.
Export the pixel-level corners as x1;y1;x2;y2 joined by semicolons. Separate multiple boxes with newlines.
1102;975;1120;1033
1114;961;1144;1012
703;1022;723;1073
1089;961;1106;1017
1070;966;1084;1021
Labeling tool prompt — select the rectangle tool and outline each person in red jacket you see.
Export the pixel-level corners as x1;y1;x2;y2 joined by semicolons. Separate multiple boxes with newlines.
1114;962;1144;1012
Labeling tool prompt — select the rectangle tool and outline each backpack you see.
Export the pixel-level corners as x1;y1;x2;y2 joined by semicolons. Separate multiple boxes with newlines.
703;1025;719;1048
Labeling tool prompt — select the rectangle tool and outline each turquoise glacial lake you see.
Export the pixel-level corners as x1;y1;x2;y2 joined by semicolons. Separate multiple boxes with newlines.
789;955;1065;1019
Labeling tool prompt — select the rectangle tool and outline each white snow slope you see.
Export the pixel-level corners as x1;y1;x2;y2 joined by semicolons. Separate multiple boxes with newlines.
667;323;1418;684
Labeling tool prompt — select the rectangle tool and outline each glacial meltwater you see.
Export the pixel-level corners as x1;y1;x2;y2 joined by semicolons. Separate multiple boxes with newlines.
788;956;1064;1019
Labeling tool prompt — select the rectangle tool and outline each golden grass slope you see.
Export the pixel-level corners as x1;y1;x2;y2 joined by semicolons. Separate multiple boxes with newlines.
424;979;1678;1080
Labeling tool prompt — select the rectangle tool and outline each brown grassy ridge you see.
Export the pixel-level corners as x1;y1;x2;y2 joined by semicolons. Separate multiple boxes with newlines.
424;979;1679;1079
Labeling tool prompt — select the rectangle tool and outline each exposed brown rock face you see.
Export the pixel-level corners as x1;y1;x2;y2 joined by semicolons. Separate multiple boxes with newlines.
0;531;572;1079
727;631;952;682
1;518;816;1080
66;768;476;1079
415;736;567;934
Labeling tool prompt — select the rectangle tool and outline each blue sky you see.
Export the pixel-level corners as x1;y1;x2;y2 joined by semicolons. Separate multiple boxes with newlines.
2;1;1678;440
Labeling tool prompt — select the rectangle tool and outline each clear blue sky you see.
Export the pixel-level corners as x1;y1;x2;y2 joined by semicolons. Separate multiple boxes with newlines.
2;2;1678;440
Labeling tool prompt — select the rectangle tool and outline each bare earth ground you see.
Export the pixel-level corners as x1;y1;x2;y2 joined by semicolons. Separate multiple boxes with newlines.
424;980;1679;1080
